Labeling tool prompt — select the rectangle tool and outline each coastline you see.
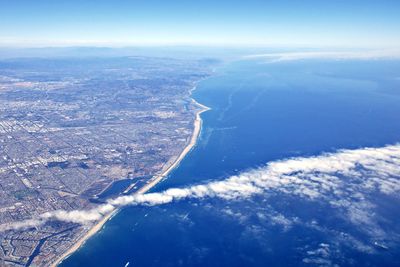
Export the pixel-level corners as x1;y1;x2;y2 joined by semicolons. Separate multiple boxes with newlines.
51;88;210;267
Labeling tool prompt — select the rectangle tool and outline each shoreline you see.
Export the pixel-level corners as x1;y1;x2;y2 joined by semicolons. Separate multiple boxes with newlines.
51;87;210;267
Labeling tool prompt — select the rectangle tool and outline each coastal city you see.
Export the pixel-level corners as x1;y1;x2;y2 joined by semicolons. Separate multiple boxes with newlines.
2;0;400;266
0;56;212;266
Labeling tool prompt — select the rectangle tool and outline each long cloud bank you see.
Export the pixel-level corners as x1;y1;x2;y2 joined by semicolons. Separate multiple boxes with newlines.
1;144;400;232
244;50;400;62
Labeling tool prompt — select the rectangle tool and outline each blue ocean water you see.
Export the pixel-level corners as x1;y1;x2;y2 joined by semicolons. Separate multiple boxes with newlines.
61;59;400;267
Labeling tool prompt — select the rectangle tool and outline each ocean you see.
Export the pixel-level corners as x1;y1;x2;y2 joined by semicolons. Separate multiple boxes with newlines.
60;58;400;267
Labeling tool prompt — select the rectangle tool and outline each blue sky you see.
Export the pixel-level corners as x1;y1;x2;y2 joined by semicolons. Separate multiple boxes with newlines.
1;0;400;47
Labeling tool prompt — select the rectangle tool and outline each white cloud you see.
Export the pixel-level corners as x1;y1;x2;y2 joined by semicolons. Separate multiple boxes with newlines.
1;144;399;232
245;50;400;62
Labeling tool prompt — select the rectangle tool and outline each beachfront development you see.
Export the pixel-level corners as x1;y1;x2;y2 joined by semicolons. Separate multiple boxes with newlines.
0;56;213;266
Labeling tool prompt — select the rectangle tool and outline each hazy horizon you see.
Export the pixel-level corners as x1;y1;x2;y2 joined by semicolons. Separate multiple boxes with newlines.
1;0;400;48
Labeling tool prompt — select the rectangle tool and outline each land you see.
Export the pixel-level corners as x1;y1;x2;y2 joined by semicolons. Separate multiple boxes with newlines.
0;56;214;266
53;97;210;267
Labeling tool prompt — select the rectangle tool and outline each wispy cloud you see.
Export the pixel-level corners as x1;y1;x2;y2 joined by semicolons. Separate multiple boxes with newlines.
245;50;400;62
1;144;399;232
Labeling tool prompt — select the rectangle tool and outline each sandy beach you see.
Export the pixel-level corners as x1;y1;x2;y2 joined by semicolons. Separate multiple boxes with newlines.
51;92;210;267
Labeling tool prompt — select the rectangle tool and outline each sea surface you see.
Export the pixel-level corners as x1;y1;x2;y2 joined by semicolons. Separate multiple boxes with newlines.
61;58;400;267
